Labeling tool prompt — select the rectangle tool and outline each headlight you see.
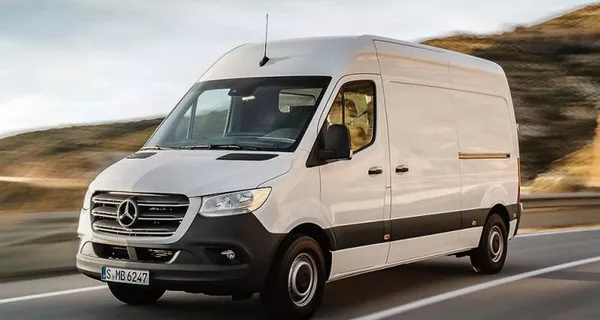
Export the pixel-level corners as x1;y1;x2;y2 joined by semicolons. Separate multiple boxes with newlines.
199;188;271;217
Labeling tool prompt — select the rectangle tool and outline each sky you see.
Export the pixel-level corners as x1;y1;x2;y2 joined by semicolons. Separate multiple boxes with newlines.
0;0;596;137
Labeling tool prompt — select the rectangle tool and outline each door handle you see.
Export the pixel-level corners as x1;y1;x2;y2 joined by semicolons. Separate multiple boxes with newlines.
368;167;383;175
395;165;409;173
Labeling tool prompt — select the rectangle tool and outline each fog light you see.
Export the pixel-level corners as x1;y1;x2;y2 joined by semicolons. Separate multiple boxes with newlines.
221;250;236;260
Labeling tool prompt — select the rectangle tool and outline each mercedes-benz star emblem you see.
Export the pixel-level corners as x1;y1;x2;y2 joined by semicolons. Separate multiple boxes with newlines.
117;198;139;228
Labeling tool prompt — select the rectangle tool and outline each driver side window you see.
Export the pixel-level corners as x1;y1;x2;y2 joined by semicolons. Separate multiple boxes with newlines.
326;81;375;152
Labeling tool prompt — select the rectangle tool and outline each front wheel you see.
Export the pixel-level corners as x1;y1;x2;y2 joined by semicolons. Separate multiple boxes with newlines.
260;235;326;320
470;213;508;274
108;283;165;305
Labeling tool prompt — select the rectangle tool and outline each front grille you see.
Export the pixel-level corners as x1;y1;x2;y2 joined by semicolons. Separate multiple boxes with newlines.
91;191;189;238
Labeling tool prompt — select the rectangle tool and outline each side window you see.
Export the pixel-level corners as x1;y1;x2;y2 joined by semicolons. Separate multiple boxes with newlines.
326;81;375;152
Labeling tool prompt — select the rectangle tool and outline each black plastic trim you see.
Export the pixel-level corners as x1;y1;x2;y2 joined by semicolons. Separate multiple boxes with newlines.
216;153;278;161
390;211;462;242
460;208;490;229
508;203;522;236
79;204;522;293
77;213;285;295
127;152;157;159
329;205;520;250
331;221;384;250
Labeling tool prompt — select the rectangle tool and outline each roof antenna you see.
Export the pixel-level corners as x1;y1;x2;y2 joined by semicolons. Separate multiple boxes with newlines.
259;14;270;67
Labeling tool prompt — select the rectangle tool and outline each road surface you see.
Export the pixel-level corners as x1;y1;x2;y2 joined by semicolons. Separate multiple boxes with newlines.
2;228;600;319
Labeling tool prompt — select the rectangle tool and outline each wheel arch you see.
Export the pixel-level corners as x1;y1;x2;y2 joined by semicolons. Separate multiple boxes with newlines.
269;223;334;280
489;204;510;232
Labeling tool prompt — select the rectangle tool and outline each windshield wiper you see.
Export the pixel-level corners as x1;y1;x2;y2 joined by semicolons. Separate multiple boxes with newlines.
178;144;259;151
140;145;173;151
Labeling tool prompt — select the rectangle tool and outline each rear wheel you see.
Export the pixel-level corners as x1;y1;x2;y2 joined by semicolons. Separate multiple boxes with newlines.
108;283;165;305
470;213;508;274
260;235;326;320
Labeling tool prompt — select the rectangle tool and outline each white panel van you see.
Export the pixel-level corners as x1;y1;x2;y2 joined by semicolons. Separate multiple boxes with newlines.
76;35;521;319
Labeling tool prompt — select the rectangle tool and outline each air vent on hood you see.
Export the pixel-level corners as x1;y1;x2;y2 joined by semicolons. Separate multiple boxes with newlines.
127;152;157;159
217;153;278;161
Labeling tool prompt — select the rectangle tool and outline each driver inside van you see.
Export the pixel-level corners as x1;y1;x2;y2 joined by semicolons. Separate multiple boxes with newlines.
327;94;370;150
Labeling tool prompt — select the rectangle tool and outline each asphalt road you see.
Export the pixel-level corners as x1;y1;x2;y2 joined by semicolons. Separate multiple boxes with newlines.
2;228;600;320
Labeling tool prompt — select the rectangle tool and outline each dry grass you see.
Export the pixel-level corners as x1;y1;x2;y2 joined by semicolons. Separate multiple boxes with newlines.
0;119;161;214
528;141;600;193
0;181;86;214
523;4;600;35
0;118;162;180
424;36;495;54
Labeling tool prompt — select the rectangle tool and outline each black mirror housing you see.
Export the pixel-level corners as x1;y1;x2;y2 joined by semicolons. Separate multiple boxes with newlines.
319;124;352;161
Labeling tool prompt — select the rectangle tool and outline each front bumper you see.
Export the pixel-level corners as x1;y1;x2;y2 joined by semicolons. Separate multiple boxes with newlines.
77;213;285;295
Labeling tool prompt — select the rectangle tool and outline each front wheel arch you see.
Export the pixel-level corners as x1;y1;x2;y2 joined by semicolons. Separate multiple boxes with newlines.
270;223;333;281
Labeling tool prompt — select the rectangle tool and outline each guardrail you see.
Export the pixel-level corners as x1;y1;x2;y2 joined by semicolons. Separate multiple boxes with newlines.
2;193;600;281
522;193;600;209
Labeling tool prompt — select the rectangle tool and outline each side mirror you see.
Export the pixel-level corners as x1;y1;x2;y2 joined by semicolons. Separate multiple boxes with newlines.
319;124;352;161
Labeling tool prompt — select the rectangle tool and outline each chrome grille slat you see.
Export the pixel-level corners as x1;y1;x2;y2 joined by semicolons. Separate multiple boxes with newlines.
137;217;183;221
92;199;121;205
90;191;189;238
91;206;117;215
92;222;175;233
92;226;174;236
138;203;188;207
92;213;117;219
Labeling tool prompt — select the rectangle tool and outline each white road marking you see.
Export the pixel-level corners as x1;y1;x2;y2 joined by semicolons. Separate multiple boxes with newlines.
352;255;600;320
0;285;106;305
516;226;600;238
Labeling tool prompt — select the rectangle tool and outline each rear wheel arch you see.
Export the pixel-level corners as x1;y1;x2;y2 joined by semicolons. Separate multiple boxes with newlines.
489;204;510;230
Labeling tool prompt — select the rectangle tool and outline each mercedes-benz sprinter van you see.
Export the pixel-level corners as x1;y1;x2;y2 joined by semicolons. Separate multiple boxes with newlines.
76;35;521;319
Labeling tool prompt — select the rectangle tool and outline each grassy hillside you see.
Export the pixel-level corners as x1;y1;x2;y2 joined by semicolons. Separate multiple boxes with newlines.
0;4;598;212
0;119;162;181
0;119;162;214
0;181;86;214
425;4;600;182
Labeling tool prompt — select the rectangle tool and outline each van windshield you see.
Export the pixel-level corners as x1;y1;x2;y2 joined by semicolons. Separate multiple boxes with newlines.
145;76;331;152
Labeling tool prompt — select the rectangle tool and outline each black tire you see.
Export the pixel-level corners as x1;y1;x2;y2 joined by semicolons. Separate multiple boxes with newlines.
260;235;326;320
470;213;508;274
108;283;165;305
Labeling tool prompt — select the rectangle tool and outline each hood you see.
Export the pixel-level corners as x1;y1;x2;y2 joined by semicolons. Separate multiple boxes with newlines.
89;150;293;197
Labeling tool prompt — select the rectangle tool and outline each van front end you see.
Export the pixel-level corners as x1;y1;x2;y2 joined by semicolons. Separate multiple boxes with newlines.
75;70;335;319
76;189;284;296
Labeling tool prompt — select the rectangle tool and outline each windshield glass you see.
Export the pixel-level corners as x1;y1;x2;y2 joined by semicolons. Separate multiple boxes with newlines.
146;76;331;151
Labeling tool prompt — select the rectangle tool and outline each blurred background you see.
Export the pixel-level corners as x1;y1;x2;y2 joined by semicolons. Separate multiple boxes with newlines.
0;0;599;280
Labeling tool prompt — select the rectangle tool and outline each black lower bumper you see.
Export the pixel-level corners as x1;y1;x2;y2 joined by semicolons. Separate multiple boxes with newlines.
514;202;523;236
77;213;285;295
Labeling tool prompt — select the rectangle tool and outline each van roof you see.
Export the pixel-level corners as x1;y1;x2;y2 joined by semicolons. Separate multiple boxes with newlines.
200;35;505;83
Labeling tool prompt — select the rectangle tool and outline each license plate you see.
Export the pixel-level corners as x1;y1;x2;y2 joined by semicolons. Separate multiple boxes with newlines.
101;266;149;286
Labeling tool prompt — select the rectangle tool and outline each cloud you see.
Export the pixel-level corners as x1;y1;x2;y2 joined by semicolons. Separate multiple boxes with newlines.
0;0;596;135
